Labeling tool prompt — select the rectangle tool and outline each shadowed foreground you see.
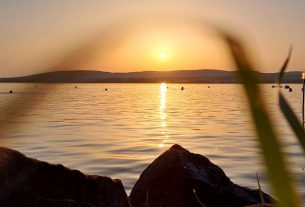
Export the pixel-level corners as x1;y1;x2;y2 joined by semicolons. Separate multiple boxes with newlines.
0;147;131;207
0;145;273;207
130;144;273;207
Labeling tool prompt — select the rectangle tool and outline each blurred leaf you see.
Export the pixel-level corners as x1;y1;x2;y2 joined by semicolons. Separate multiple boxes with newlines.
278;47;292;84
222;33;301;207
277;48;305;154
279;94;305;153
0;22;131;139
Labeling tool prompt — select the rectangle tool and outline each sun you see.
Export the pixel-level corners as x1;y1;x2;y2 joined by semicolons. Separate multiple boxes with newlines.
160;52;167;59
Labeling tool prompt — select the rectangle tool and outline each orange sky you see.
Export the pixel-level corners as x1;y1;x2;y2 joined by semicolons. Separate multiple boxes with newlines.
55;19;233;72
0;0;305;77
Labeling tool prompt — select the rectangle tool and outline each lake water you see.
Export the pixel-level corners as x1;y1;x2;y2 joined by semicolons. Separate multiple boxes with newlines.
0;83;305;199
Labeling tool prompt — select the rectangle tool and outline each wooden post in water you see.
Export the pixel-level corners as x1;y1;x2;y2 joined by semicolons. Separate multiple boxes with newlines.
302;72;305;117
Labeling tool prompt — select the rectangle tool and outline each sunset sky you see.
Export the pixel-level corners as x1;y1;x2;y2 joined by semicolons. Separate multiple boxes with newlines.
0;0;305;77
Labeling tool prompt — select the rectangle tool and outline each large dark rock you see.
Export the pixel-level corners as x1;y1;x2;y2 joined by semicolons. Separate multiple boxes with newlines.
0;147;131;207
130;144;274;207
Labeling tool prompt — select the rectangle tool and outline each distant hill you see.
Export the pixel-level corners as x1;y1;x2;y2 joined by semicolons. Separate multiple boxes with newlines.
0;69;303;83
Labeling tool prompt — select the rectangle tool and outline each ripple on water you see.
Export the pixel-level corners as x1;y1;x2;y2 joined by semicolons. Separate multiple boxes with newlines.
1;83;305;197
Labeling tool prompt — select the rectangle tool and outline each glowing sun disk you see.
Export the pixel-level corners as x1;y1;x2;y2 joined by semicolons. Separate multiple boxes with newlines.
160;52;166;59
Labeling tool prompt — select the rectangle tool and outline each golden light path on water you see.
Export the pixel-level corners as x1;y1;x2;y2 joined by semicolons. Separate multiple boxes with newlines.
159;83;168;148
2;83;305;198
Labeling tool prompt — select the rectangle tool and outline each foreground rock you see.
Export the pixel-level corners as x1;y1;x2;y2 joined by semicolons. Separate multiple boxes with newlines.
0;147;131;207
130;144;273;207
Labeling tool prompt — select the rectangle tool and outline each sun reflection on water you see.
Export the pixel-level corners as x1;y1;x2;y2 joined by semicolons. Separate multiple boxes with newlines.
160;82;167;114
159;83;168;148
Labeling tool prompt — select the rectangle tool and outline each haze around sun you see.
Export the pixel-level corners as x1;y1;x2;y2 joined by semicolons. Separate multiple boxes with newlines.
1;0;305;77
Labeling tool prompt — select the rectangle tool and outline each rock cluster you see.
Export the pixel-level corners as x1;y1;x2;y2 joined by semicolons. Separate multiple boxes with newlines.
0;145;274;207
130;144;273;207
0;147;131;207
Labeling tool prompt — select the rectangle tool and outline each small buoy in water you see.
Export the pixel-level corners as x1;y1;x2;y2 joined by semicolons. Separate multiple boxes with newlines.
9;90;13;93
272;85;275;88
284;85;290;89
105;88;108;91
208;85;210;88
75;86;77;89
289;88;293;92
181;86;184;90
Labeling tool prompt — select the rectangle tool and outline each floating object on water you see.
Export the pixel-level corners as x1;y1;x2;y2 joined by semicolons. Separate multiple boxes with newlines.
9;90;13;93
208;85;210;88
289;88;293;92
272;85;283;88
181;86;184;90
284;85;290;89
105;88;108;91
75;86;77;89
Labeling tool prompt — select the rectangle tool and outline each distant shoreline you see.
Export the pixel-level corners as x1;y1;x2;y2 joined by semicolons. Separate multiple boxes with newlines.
1;81;301;84
0;69;303;83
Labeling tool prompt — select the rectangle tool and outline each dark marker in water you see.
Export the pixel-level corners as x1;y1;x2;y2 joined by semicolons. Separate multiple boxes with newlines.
105;88;108;91
75;86;77;89
181;86;184;90
9;90;13;93
289;88;292;92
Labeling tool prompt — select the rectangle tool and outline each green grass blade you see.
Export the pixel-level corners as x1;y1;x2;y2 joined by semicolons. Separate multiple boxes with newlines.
278;47;292;84
279;93;305;153
222;34;301;207
277;47;305;154
193;189;206;207
145;190;149;207
256;173;265;204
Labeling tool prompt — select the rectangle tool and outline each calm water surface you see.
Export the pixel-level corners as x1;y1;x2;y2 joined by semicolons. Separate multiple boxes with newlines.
0;83;305;198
